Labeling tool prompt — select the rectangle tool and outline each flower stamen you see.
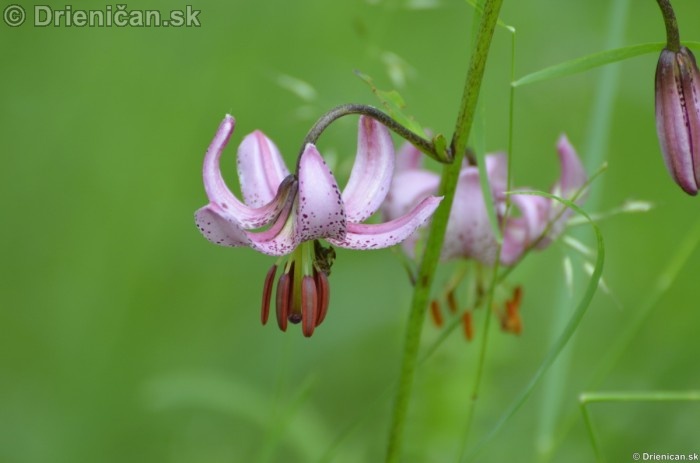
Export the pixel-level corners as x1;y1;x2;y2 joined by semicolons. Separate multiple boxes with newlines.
276;270;291;332
261;264;277;325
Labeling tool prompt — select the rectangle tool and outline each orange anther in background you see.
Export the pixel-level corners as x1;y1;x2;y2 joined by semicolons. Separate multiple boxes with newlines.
462;311;474;341
430;300;444;327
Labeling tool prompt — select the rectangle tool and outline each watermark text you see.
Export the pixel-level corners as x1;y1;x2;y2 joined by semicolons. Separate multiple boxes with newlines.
3;4;201;28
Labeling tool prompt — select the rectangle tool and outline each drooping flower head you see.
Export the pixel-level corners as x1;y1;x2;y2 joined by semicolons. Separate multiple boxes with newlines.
195;115;442;336
655;46;700;195
383;135;587;266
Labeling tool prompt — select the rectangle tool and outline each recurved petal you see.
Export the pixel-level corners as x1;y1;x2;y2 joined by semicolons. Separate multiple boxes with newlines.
296;144;347;242
501;193;550;265
382;169;440;257
195;205;250;247
202;115;288;228
553;135;587;200
538;136;587;248
237;131;291;207
655;49;698;195
329;196;442;250
196;176;299;255
245;179;301;256
382;170;441;221
342;117;395;222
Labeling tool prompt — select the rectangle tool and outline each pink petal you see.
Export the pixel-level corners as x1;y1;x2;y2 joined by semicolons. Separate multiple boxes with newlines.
382;170;441;222
295;144;347;242
501;193;550;264
202;115;288;228
342;117;395;222
482;153;508;195
195;176;300;255
441;166;500;263
329;196;442;250
538;135;588;248
195;205;250;247
246;193;300;256
237;131;290;207
395;140;424;172
382;170;440;257
553;135;587;200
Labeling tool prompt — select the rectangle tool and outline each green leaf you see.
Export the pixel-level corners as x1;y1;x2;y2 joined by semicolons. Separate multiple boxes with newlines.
463;191;605;462
354;70;427;138
513;41;700;88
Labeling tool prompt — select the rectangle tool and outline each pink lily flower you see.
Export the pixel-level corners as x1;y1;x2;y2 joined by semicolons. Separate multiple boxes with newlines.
382;135;587;266
195;115;442;336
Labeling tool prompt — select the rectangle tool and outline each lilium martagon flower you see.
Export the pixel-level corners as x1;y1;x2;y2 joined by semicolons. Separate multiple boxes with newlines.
195;115;442;337
383;136;586;339
655;46;700;195
383;135;588;266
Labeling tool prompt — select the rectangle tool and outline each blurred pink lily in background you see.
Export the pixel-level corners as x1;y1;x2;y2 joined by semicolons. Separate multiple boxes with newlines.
382;135;587;266
195;115;442;336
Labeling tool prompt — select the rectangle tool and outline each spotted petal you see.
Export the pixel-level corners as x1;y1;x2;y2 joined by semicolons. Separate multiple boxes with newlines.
202;115;289;229
237;130;290;207
342;117;395;222
295;144;347;242
195;176;298;253
330;196;442;250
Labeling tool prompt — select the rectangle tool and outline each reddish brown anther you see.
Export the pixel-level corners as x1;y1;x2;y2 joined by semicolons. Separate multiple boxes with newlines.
301;276;318;337
261;241;335;336
276;272;291;332
314;271;330;327
261;265;277;325
429;300;444;327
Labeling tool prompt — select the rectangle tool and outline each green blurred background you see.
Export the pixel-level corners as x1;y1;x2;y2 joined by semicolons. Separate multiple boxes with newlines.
2;0;700;462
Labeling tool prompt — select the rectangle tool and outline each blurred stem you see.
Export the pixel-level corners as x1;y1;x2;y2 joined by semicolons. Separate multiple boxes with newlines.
384;1;504;461
580;391;700;462
535;0;628;459
655;0;681;52
458;294;494;459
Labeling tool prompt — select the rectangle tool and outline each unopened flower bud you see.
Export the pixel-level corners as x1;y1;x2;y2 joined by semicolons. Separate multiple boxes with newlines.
655;46;700;195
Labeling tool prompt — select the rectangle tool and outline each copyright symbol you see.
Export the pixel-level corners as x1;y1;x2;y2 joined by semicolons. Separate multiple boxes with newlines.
3;4;26;27
633;453;641;461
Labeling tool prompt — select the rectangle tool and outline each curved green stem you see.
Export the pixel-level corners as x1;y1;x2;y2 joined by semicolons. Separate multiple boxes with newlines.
299;104;445;170
384;1;504;461
655;0;681;52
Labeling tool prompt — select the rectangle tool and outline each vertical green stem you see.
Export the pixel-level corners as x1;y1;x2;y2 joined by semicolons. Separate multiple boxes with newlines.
384;1;504;461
